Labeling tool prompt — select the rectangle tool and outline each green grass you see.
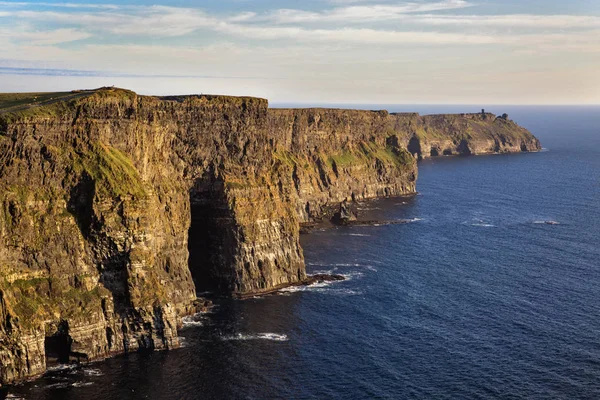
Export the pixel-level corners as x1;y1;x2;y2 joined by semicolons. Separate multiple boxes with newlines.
0;92;72;110
0;88;121;123
361;142;413;168
328;151;358;167
225;181;248;189
74;143;147;199
322;141;414;171
0;274;113;330
273;150;302;168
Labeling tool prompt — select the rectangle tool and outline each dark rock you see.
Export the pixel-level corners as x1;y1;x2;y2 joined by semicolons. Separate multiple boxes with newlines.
303;274;346;285
299;223;318;234
331;200;357;225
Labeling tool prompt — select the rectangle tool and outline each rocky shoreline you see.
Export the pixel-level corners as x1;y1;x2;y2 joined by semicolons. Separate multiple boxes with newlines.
235;274;346;299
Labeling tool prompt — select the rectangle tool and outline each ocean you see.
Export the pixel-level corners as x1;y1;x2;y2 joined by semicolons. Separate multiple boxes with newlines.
7;105;600;399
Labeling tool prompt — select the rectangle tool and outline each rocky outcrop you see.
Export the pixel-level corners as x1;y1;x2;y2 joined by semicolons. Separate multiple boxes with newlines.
390;112;541;159
0;88;540;385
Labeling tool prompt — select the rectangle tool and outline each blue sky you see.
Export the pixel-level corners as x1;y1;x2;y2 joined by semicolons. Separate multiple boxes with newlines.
0;0;599;104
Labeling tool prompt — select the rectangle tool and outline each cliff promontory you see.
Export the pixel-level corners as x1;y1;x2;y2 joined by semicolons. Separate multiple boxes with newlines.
0;88;540;385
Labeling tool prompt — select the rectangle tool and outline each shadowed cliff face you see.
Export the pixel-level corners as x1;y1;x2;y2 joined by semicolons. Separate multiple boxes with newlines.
0;88;540;385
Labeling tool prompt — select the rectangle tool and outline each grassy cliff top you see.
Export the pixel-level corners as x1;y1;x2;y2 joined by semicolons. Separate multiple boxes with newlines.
159;94;268;103
0;87;517;122
0;87;270;120
0;90;98;113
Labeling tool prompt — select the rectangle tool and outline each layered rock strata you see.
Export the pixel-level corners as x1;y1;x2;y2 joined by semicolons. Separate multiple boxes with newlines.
0;88;540;384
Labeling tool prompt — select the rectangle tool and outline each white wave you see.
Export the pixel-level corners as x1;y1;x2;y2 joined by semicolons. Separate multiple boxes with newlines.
308;261;374;266
221;333;288;342
279;281;362;297
182;312;207;328
5;394;26;400
71;381;94;388
319;262;377;270
46;364;77;372
329;288;363;296
340;271;364;280
182;319;203;328
533;220;560;225
345;233;371;237
311;269;334;274
280;281;334;293
83;368;103;377
332;263;362;267
357;259;385;265
44;382;71;389
310;263;378;273
308;270;362;279
463;218;494;227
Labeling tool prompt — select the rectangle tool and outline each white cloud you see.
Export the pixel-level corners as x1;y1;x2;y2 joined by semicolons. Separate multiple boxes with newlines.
216;24;504;45
1;3;597;48
19;28;91;44
0;27;91;44
0;1;119;9
326;0;469;8
0;1;599;45
255;1;473;24
415;13;600;29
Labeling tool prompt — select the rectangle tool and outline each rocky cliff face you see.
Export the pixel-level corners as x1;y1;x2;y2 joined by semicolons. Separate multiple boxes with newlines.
269;109;417;222
0;88;540;385
388;112;541;159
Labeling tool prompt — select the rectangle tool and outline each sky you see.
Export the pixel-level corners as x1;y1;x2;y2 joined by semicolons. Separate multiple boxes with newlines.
0;0;599;104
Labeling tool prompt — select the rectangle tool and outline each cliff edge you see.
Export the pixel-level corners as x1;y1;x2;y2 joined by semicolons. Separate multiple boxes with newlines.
0;88;540;384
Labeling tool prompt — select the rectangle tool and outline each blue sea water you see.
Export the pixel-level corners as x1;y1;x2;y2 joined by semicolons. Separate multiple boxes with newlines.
8;106;600;399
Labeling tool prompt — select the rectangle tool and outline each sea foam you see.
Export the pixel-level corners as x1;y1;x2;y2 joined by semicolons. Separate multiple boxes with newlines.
221;333;288;342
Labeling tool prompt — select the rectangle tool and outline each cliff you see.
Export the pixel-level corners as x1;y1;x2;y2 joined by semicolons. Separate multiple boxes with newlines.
0;88;540;385
392;112;541;159
269;109;417;222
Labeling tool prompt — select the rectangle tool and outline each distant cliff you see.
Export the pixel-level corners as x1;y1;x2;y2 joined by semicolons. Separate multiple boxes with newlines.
393;112;540;159
0;88;540;385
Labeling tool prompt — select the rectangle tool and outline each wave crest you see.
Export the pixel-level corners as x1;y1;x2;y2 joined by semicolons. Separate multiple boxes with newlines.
221;333;288;342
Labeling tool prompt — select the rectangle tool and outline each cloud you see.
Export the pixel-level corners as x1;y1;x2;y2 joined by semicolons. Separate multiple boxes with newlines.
216;24;504;45
0;3;491;44
254;1;473;24
0;27;91;44
22;28;91;44
414;13;600;29
0;1;119;9
0;1;598;51
326;0;469;7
